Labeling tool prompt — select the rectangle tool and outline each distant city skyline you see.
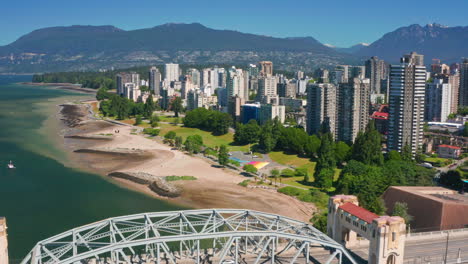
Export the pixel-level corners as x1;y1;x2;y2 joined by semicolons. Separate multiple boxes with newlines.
1;0;468;47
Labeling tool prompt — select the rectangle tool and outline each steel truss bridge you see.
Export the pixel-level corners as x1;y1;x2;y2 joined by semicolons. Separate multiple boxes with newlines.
21;209;358;264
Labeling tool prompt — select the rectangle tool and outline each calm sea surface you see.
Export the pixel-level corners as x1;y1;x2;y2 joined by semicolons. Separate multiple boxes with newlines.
0;76;181;263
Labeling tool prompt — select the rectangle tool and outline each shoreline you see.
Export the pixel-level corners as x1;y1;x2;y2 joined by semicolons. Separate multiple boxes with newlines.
22;82;98;94
32;84;316;222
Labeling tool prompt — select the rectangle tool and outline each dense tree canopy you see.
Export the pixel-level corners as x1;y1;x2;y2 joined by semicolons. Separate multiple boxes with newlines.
234;120;261;145
351;121;384;166
184;108;233;135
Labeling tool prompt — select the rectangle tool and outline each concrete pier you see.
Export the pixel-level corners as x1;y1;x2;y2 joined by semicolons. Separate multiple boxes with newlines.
0;217;8;264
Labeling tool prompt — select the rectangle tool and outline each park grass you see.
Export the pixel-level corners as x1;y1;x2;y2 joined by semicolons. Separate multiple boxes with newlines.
281;176;314;189
269;151;317;177
158;123;249;152
424;157;449;163
269;151;312;167
269;151;341;187
159;116;179;123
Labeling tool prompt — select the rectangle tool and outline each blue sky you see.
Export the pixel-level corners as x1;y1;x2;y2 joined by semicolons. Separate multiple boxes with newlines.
1;0;467;47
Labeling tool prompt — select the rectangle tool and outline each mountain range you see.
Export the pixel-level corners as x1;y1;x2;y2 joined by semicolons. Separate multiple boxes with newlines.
356;23;468;63
0;22;467;73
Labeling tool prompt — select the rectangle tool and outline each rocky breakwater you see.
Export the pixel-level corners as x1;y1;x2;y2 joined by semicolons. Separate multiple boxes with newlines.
74;147;153;157
65;134;114;141
108;172;181;197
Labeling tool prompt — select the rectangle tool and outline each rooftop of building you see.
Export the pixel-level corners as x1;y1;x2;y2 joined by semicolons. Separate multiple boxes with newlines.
438;144;461;150
339;202;379;224
371;111;389;120
386;186;468;205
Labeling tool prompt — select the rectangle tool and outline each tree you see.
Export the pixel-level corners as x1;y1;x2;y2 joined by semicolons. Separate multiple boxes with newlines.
144;95;156;119
234;120;261;145
463;122;468;137
243;164;258;175
96;88;110;101
303;172;310;184
392;202;413;224
184;135;203;154
170;97;183;117
315;168;334;189
439;170;462;189
335;141;351;165
304;135;321;158
259;121;277;153
218;145;229;167
134;115;142;125
175;136;183;149
387;150;402;161
164;131;177;140
310;211;328;233
351;121;384;166
314;133;336;182
211;112;232;135
270;169;280;185
401;145;413;162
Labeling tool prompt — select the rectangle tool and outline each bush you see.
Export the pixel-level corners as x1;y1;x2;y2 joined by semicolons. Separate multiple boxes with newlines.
164;131;177;140
134;115;143;125
165;176;197;181
229;159;241;167
143;128;160;136
238;180;250;187
243;164;258;174
278;187;329;209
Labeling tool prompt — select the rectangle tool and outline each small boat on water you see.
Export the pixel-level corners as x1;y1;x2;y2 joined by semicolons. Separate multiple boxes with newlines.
7;160;15;169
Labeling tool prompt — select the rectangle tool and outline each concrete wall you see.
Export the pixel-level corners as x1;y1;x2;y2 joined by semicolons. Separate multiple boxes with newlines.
0;217;8;264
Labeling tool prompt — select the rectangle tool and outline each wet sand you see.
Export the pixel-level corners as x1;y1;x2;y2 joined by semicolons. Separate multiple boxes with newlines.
59;103;316;222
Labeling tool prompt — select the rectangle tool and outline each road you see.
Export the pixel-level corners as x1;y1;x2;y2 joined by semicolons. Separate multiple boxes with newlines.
347;235;468;264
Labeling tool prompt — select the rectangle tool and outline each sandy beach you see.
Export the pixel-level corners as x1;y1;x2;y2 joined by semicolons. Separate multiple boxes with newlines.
60;103;315;222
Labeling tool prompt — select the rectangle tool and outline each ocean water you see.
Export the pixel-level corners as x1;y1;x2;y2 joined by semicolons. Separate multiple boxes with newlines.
0;76;182;263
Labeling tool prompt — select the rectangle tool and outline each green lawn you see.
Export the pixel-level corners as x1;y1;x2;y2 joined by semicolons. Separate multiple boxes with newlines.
281;176;314;189
158;123;249;152
269;151;341;188
269;151;313;167
158;116;179;123
425;157;449;163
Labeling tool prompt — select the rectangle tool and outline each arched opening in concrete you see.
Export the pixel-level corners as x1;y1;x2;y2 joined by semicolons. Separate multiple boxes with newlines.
387;254;396;264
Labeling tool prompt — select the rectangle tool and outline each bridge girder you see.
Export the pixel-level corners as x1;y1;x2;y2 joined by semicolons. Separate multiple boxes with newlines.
21;209;358;264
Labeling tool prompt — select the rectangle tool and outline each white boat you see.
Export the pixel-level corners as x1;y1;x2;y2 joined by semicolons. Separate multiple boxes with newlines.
7;160;15;169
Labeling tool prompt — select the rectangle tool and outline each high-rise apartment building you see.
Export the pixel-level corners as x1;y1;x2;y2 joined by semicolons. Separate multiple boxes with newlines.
388;52;426;154
306;83;337;137
259;61;273;77
448;74;460;113
425;78;452;122
165;63;180;82
187;68;200;86
257;76;278;99
278;81;296;98
365;56;387;94
338;78;371;143
149;67;161;96
460;59;468;106
116;72;139;98
248;64;259;78
226;68;247;100
116;73;131;96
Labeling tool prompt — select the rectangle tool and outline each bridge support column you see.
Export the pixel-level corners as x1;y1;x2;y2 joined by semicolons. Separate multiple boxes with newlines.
327;195;359;247
369;216;406;264
0;217;8;264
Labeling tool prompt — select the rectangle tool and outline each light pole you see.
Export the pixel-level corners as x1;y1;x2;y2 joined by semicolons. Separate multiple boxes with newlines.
444;231;449;264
